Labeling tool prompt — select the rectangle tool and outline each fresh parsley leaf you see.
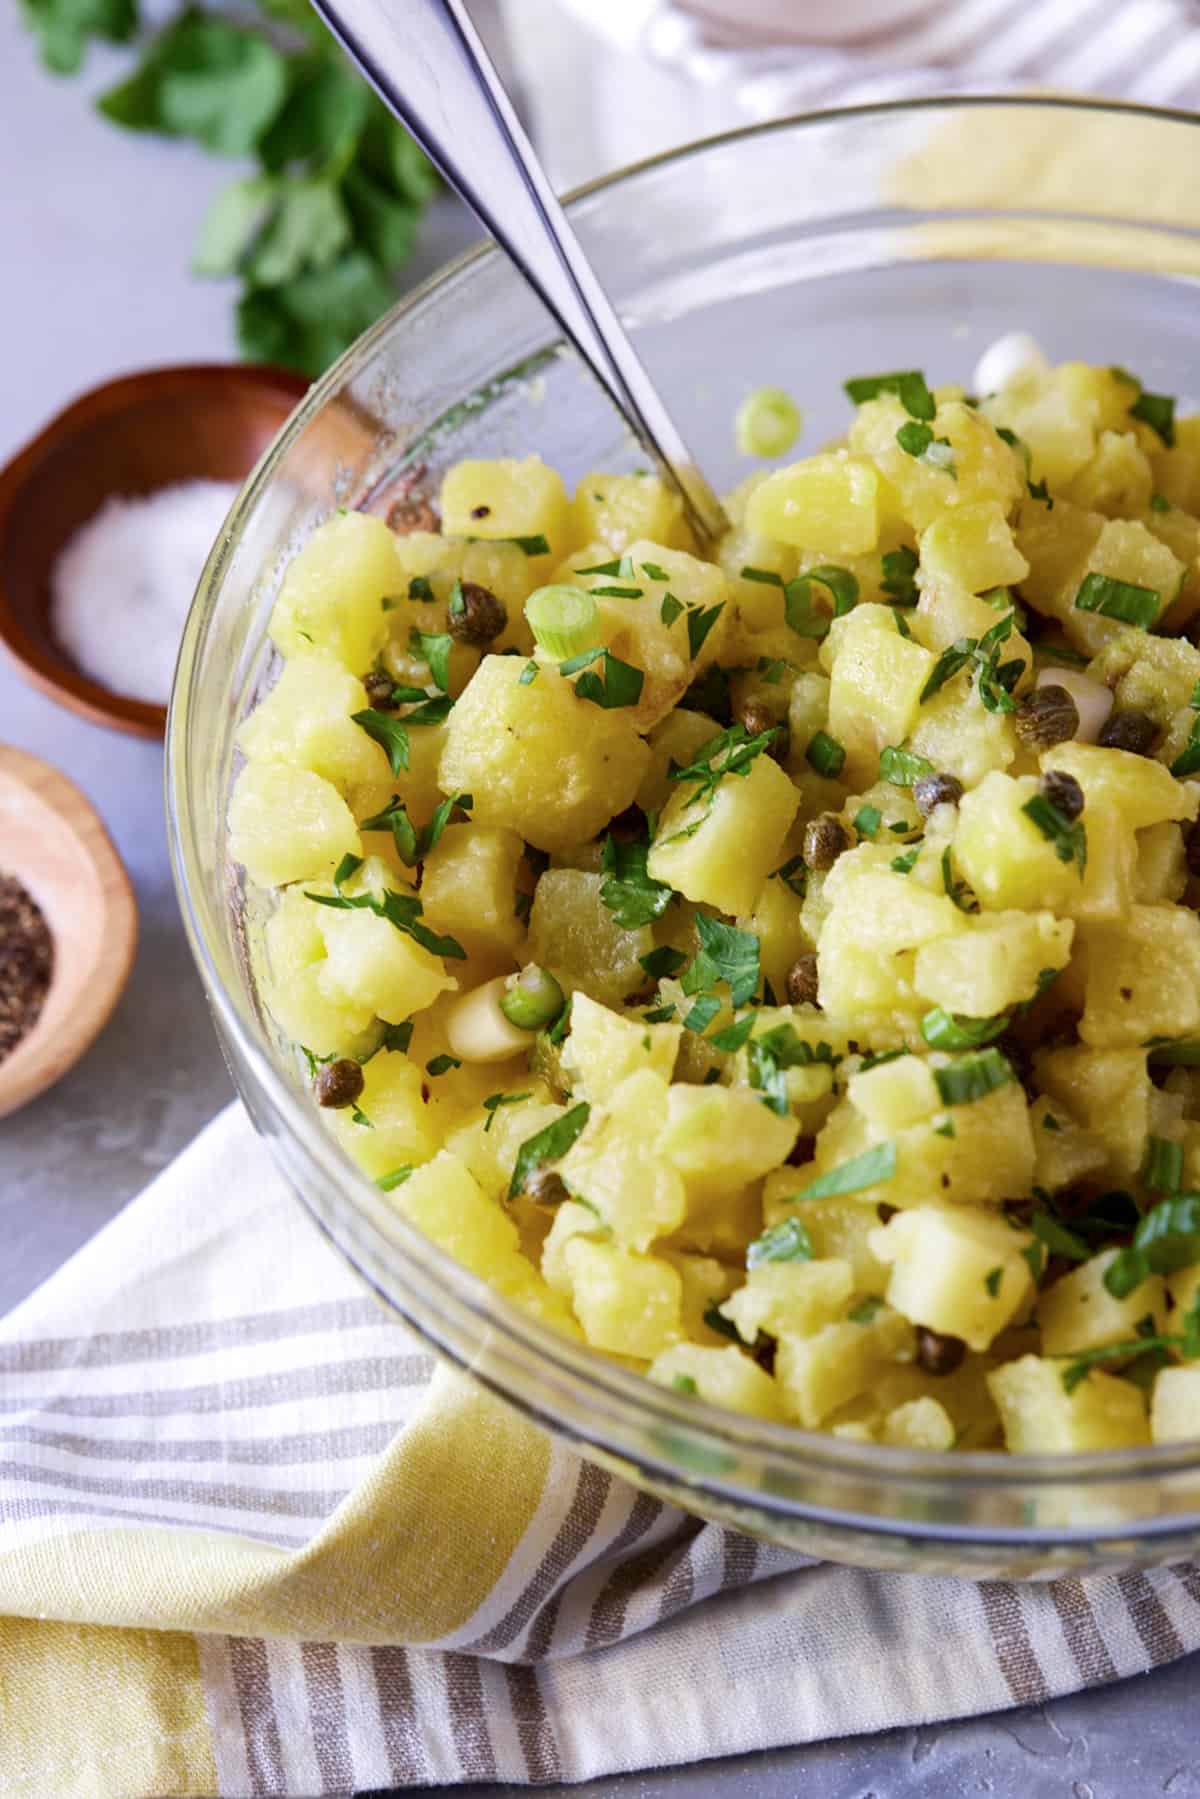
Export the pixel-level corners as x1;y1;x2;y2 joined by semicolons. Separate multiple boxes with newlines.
305;880;466;959
425;1053;460;1076
408;575;434;602
1103;1193;1200;1296
686;602;725;660
1130;389;1176;446
598;833;673;929
853;804;882;839
709;1012;759;1053
680;915;761;1011
352;706;409;774
1030;1209;1090;1263
890;845;921;874
682;996;722;1034
409;627;452;692
844;370;935;420
660;592;684;628
788;1142;897;1200
507;1102;591;1201
1022;793;1087;874
920;637;976;703
771;854;807;898
879;744;935;786
639;945;687;980
984;1267;1003;1298
746;1216;814;1267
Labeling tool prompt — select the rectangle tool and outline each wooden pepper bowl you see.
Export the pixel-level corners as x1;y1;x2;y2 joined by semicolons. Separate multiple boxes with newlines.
0;364;310;739
0;748;138;1119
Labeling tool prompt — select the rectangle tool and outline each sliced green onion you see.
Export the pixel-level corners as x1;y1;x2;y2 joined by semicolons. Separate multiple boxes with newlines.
736;386;802;458
499;964;566;1032
1141;1134;1184;1195
921;1007;1008;1051
1103;1193;1200;1297
933;1048;1014;1107
524;584;599;659
806;730;845;778
1073;572;1160;629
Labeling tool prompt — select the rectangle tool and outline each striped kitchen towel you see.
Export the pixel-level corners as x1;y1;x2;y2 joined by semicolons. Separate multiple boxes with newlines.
0;1103;1197;1797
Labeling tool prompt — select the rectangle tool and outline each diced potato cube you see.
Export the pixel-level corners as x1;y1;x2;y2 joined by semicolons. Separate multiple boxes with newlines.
746;451;882;555
568;472;688;552
420;824;526;961
720;1258;854;1343
823;604;935;786
984;362;1130;487
438;656;650;855
658;1084;798;1211
1066;430;1154;516
560;991;681;1103
987;1355;1149;1453
1038;1249;1167;1357
647;1343;784;1420
1015;496;1104;617
882;1396;955;1450
739;871;812;1000
953;771;1083;912
1030;1099;1109;1194
1057;519;1182;656
390;1149;577;1336
1151;1368;1200;1444
1135;823;1187;905
776;1309;915;1428
236;651;390;803
647;750;800;917
913;912;1073;1017
762;1178;889;1294
919;501;1029;593
846;1055;940;1131
1077;906;1200;1048
1041;741;1197;833
1033;1045;1152;1184
564;1237;681;1358
527;869;652;1011
849;397;1023;533
817;862;965;1019
439;455;568;556
869;1207;1035;1352
661;1251;739;1346
557;1070;686;1251
316;902;457;1024
635;708;722;815
570;542;731;730
328;1051;438;1180
229;762;360;888
269;510;404;670
907;680;1018;789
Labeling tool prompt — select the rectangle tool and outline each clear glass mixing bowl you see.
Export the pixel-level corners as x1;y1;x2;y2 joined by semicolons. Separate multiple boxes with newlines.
169;98;1200;1577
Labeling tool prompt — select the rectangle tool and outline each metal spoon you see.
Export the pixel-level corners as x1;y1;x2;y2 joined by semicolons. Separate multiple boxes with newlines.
307;0;729;546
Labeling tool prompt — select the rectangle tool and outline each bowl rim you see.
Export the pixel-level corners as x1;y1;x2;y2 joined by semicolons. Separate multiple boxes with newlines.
0;362;310;741
168;94;1200;1539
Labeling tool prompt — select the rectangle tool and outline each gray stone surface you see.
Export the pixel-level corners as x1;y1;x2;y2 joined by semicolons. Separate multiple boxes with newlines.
1;11;1194;1794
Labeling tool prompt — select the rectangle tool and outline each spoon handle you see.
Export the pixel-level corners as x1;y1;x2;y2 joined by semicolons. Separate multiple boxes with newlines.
308;0;728;545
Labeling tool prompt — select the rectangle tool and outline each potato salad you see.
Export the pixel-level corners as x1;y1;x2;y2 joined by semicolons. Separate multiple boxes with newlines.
230;356;1200;1455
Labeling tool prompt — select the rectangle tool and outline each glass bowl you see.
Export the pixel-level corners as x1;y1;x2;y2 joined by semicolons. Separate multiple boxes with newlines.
169;97;1200;1577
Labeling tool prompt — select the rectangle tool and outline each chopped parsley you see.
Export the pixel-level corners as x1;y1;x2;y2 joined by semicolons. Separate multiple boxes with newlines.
598;832;674;929
377;1167;414;1191
1129;389;1176;447
425;1054;461;1076
409;627;452;693
880;544;919;605
844;370;936;420
507;1102;591;1201
559;646;644;709
1021;792;1087;875
787;1141;897;1201
984;1267;1003;1298
746;1216;814;1267
407;576;434;603
680;914;761;1013
879;744;935;786
686;601;725;660
305;871;467;961
853;804;882;839
358;790;470;866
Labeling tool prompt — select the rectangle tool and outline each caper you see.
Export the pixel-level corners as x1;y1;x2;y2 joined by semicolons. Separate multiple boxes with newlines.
362;670;397;710
524;1168;569;1208
1098;709;1158;755
314;1059;365;1109
1014;684;1079;750
915;1327;967;1376
387;496;439;535
1039;769;1084;822
448;580;508;646
913;772;963;817
738;698;789;762
803;814;848;871
785;953;820;1008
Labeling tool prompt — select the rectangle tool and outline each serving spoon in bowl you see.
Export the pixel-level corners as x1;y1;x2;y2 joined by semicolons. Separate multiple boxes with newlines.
307;0;729;549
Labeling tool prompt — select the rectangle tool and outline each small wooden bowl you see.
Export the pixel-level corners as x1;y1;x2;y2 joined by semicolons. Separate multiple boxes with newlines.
0;364;310;739
0;747;137;1119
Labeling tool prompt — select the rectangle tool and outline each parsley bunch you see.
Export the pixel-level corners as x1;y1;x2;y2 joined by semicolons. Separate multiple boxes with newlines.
22;0;436;375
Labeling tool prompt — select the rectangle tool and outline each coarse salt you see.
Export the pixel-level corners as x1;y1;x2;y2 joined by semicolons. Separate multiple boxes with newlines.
51;480;239;707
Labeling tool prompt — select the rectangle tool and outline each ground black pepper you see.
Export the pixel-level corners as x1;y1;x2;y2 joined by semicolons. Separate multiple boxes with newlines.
0;874;53;1063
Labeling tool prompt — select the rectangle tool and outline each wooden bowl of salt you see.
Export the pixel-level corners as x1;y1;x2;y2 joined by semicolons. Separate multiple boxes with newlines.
0;363;309;739
0;748;137;1119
